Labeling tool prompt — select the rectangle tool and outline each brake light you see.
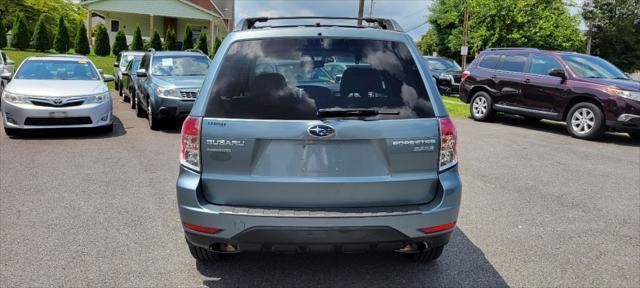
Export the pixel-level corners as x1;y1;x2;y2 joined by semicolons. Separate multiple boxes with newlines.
419;222;456;234
180;116;201;171
182;222;222;234
439;117;457;171
461;71;470;81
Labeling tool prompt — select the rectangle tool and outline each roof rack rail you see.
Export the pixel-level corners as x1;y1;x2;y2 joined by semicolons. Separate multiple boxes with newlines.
44;54;88;59
484;48;540;52
147;48;156;53
184;48;204;54
235;17;404;32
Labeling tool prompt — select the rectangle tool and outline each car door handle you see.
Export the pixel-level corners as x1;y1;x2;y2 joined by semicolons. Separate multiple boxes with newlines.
490;75;497;79
524;78;531;84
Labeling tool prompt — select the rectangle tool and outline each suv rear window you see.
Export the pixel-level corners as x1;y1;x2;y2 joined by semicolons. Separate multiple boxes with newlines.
204;38;434;120
497;54;528;72
479;54;500;69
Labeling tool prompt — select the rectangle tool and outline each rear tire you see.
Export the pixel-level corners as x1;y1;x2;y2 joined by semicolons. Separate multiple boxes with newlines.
187;240;221;262
469;91;494;121
410;244;445;263
628;132;640;140
566;102;605;140
4;127;20;137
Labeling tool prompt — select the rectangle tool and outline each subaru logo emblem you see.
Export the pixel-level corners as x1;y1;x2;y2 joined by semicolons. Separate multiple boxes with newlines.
308;124;335;137
52;98;63;105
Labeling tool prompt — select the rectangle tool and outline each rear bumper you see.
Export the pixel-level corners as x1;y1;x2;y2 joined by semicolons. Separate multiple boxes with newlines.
176;166;462;251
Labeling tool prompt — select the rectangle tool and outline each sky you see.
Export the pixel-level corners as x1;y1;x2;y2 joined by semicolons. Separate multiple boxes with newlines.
234;0;430;41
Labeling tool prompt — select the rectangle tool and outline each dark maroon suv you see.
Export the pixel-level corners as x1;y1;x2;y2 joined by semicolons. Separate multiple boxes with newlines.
459;48;640;140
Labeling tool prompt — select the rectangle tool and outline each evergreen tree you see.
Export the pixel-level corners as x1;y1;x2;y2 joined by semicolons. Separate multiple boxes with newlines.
182;25;193;50
212;37;223;57
130;25;143;50
75;21;90;55
164;29;177;50
33;14;51;52
0;22;7;49
195;32;208;56
53;16;70;53
150;30;162;51
93;25;110;56
112;29;128;55
11;13;30;50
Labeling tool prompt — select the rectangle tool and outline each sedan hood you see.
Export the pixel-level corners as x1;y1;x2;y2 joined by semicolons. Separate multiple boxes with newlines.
582;78;640;91
6;80;107;97
155;76;205;89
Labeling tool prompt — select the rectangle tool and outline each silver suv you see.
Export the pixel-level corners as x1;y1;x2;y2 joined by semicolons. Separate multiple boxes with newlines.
177;17;461;263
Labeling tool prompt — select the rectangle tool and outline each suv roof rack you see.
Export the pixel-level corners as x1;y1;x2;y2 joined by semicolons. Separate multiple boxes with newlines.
44;54;88;59
184;48;204;54
483;48;540;52
235;17;404;32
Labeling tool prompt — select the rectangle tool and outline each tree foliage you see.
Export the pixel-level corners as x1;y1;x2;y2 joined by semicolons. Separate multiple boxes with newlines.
0;22;7;49
33;14;52;52
183;25;194;50
11;13;30;50
212;37;223;57
0;0;84;44
75;21;90;55
420;0;585;59
94;25;110;56
150;30;162;51
54;16;71;53
112;29;128;56
196;32;208;56
165;29;177;50
131;26;144;51
583;0;640;72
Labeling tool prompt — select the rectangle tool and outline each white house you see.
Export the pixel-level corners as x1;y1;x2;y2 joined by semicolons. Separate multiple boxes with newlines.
80;0;234;49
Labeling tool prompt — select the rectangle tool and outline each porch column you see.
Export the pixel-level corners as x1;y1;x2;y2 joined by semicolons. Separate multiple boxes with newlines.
209;19;215;50
87;10;93;48
149;15;155;39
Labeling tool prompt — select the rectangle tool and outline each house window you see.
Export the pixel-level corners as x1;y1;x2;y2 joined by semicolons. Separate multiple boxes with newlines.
111;20;120;32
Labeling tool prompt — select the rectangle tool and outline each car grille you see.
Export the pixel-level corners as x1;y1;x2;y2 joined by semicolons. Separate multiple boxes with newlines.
29;97;86;108
30;99;85;107
179;89;199;99
24;117;93;126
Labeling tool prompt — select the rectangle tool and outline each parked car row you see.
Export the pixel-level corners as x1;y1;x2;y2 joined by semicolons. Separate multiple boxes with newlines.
458;48;640;140
0;50;15;95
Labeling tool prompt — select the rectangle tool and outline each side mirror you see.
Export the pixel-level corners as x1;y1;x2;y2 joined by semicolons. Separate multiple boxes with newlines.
103;74;115;82
624;72;631;78
136;69;147;77
548;68;567;81
335;74;343;83
0;72;12;81
97;69;103;74
122;71;129;76
6;60;14;65
113;62;119;67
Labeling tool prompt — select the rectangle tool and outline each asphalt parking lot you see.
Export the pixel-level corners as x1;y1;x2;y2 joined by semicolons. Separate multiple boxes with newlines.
1;92;638;287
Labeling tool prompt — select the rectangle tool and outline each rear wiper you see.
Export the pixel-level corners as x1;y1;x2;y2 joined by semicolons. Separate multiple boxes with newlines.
317;108;400;118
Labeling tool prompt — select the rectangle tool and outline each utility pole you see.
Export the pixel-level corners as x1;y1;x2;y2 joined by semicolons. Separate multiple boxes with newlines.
461;2;469;68
357;0;365;25
369;0;374;18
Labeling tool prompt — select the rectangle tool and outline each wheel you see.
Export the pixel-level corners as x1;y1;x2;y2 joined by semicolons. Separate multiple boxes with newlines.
187;240;221;262
4;127;20;137
566;102;605;140
114;79;119;91
130;88;136;109
136;95;145;118
628;132;640;140
523;116;541;122
148;101;161;130
410;244;445;263
469;91;495;121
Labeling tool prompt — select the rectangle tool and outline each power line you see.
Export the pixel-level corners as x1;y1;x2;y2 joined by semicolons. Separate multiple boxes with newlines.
406;22;427;32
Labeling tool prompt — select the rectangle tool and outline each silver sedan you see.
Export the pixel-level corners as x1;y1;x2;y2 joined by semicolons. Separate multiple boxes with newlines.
1;55;114;136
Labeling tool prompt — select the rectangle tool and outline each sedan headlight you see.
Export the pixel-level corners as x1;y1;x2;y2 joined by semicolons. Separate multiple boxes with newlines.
156;86;180;98
2;91;30;104
609;87;640;102
85;92;111;104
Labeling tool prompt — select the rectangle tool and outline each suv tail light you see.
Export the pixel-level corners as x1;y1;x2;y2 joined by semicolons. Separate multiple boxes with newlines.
438;117;457;171
180;116;201;172
461;71;470;81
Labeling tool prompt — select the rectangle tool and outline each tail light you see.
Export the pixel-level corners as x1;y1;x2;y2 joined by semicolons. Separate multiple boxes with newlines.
419;222;456;234
183;222;222;234
461;71;470;81
438;117;457;171
180;116;201;172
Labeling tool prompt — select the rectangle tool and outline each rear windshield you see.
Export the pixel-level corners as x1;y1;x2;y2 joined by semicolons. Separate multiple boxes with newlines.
205;38;434;120
14;60;99;80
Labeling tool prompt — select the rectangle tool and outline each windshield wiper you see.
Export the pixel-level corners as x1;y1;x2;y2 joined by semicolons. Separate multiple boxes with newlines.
317;108;400;118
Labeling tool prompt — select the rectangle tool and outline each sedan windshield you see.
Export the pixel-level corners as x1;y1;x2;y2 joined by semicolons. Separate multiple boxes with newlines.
151;56;210;76
561;54;627;79
14;60;99;80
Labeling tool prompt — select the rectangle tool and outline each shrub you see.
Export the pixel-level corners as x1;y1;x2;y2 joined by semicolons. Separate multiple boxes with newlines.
53;16;71;53
150;30;162;51
93;25;110;56
11;13;30;50
75;21;90;55
212;37;223;57
196;32;208;56
112;29;128;55
164;29;176;50
131;26;143;51
0;23;7;49
183;25;193;50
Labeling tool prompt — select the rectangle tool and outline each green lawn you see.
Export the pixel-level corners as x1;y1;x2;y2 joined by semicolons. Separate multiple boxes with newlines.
441;95;469;118
3;48;117;89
